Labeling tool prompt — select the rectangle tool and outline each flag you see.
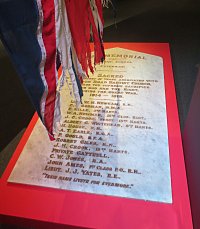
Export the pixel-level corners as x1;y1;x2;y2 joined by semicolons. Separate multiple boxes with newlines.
0;0;106;140
0;0;45;121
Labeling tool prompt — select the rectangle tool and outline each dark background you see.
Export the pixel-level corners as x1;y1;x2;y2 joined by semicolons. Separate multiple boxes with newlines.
0;0;200;227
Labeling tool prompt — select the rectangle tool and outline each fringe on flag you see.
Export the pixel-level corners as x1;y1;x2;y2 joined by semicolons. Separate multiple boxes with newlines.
0;0;108;140
35;0;106;139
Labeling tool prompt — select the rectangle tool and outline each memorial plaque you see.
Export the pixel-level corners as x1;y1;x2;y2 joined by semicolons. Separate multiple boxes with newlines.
8;47;172;203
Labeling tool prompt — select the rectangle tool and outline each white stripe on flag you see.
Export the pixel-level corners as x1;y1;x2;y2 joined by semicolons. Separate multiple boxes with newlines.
56;0;81;107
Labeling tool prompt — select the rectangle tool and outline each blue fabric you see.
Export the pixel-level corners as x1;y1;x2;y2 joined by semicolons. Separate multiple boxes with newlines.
0;0;44;119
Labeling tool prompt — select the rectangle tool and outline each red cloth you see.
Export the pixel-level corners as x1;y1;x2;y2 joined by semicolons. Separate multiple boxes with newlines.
65;0;105;75
41;0;57;139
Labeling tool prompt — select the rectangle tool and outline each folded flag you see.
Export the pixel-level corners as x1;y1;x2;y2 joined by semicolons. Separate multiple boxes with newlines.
0;0;106;140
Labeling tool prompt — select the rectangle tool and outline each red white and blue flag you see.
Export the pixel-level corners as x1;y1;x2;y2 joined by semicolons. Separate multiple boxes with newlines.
0;0;106;139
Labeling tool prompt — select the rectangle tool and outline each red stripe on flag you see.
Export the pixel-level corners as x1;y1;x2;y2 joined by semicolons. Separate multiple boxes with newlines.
41;0;57;136
88;4;105;64
65;0;91;75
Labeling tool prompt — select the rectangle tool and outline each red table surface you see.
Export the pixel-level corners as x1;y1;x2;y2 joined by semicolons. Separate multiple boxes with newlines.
0;43;193;229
